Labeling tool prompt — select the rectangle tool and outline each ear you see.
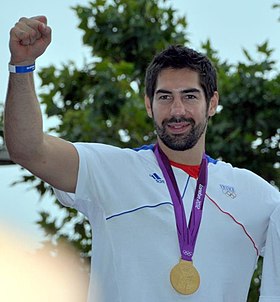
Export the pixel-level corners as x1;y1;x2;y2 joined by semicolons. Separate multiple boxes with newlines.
208;91;219;117
145;95;153;118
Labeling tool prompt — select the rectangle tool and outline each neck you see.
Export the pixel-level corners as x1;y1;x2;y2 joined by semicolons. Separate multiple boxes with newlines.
157;139;205;166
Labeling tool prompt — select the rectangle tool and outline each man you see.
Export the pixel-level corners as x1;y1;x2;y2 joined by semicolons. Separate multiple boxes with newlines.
4;16;280;302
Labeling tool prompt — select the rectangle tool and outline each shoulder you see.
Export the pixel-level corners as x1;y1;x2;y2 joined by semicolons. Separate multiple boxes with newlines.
72;142;156;164
209;156;272;183
208;156;280;202
73;142;154;154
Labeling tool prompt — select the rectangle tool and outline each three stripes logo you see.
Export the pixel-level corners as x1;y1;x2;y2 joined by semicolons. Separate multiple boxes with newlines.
149;173;165;183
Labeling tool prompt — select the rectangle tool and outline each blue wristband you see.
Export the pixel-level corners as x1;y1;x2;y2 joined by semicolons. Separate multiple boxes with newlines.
9;63;35;73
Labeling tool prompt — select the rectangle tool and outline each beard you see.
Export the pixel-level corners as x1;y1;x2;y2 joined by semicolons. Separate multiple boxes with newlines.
154;116;208;151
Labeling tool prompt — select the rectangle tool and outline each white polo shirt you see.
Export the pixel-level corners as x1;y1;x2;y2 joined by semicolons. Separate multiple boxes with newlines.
54;143;280;302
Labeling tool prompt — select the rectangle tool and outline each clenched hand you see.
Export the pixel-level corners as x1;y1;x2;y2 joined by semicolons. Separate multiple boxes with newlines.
9;16;51;66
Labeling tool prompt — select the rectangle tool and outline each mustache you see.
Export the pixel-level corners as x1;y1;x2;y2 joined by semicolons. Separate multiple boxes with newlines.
162;117;195;126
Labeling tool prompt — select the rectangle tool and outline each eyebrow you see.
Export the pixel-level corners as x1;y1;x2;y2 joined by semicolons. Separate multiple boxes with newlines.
155;88;202;95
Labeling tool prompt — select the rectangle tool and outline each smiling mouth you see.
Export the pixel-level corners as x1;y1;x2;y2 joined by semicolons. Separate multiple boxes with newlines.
167;122;191;134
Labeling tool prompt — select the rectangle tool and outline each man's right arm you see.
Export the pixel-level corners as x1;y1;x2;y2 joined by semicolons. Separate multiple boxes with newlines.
4;16;79;193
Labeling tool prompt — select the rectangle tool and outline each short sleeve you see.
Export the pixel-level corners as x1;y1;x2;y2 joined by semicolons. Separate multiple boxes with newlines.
259;205;280;301
52;143;97;215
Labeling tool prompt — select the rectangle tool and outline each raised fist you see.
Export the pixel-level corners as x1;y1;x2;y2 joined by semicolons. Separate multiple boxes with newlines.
9;16;52;66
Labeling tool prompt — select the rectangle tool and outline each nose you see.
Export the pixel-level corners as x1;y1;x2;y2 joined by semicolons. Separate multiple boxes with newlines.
170;97;186;117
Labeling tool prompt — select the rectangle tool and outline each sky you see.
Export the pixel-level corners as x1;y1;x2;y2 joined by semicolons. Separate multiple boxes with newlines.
0;0;279;250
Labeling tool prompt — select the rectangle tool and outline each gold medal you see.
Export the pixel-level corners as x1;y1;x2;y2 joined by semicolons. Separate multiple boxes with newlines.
170;259;200;295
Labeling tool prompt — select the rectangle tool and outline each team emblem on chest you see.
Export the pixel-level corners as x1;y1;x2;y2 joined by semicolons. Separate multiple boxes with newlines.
220;184;237;199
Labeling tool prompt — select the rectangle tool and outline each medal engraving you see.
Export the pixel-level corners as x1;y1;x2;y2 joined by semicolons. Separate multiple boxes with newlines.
170;259;200;295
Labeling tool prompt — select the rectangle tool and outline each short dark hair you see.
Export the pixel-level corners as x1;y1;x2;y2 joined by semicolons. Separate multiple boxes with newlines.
145;45;217;106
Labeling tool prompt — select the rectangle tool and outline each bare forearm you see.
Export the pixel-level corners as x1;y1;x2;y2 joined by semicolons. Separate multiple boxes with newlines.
4;72;44;163
4;16;78;193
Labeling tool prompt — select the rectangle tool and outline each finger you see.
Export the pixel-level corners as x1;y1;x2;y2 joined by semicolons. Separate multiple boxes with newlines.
11;17;51;46
22;17;51;41
13;22;41;46
30;15;48;25
18;17;47;35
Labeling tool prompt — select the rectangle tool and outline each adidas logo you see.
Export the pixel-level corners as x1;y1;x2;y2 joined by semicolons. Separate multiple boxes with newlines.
149;173;165;183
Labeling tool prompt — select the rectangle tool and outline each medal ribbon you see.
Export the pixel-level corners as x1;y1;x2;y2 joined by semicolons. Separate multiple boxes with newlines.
154;144;208;261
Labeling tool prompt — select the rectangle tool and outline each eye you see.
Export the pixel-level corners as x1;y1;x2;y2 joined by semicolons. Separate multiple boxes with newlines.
183;94;197;101
157;94;173;102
